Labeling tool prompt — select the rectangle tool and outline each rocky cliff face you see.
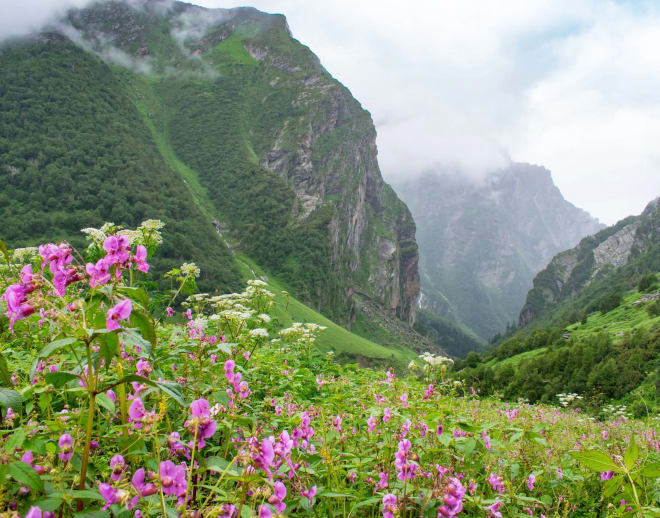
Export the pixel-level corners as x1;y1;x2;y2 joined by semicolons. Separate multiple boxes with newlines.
396;163;604;340
48;0;419;325
519;197;660;326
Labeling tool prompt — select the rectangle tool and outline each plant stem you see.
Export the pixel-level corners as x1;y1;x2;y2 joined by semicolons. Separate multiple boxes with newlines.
153;432;168;518
183;424;199;508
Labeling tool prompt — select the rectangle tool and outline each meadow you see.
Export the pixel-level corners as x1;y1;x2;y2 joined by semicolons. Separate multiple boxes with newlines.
0;222;658;517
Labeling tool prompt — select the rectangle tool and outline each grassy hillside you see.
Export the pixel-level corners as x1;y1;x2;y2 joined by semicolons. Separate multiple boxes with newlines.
454;280;660;414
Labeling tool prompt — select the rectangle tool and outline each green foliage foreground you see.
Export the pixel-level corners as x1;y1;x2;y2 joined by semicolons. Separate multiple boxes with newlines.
0;225;659;517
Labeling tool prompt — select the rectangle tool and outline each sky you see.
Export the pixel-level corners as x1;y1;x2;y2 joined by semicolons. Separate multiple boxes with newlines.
2;1;660;224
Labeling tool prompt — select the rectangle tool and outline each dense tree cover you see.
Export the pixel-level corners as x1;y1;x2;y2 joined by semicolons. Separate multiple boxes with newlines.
413;308;484;358
455;322;660;411
0;37;242;294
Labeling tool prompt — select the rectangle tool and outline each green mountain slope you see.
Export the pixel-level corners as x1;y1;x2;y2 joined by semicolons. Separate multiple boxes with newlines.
0;1;440;362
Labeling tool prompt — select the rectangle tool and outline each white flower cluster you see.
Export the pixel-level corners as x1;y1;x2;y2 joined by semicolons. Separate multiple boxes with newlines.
81;227;107;246
249;328;269;339
419;352;454;368
180;263;201;278
280;322;327;343
556;393;583;407
602;403;629;418
11;247;38;263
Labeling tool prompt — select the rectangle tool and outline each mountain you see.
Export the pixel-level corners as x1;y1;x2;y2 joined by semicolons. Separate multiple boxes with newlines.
395;163;604;342
519;196;660;328
0;0;423;352
454;197;660;410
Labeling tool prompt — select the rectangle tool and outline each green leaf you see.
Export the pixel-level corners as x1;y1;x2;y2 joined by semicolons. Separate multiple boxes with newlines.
205;456;239;476
348;496;382;516
96;392;115;413
570;451;621;473
0;239;10;267
32;338;79;377
603;475;624;498
106;375;185;406
8;460;43;492
129;311;157;349
320;492;357;499
624;436;639;469
0;387;21;410
0;356;13;387
45;371;80;388
641;462;660;478
122;328;153;359
30;497;63;512
5;427;26;452
68;489;105;500
118;287;150;310
99;332;119;367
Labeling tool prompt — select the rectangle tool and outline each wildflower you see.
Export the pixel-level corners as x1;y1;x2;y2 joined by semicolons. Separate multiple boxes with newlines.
258;505;272;518
300;485;316;506
395;439;418;481
24;508;54;518
268;480;287;512
159;460;187;498
5;407;17;425
106;299;132;331
383;407;392;422
488;473;504;494
487;499;503;518
128;398;146;429
400;393;408;407
136;358;151;378
367;415;377;432
601;471;615;481
110;454;126;481
58;433;73;462
166;307;175;317
185;399;217;448
526;473;535;491
86;258;111;287
133;245;149;273
382;493;398;518
99;483;119;510
437;478;465;517
132;468;158;497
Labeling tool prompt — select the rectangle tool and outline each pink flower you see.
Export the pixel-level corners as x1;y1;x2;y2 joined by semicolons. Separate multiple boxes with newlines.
132;468;158;497
487;499;503;518
382;493;397;518
99;482;119;510
110;454;126;481
136;358;151;377
300;485;316;506
133;245;149;273
367;415;377;432
185;399;217;448
128;398;146;428
268;480;287;512
159;460;187;497
488;473;504;494
86;258;111;287
399;393;408;407
437;477;466;517
258;506;272;518
106;299;132;330
166;307;175;317
58;433;73;462
527;474;536;491
383;407;391;422
601;471;615;481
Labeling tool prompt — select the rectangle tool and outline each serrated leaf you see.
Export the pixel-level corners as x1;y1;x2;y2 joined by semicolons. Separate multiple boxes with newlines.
105;374;185;406
0;387;21;410
8;460;43;492
641;462;660;478
30;497;62;512
44;371;80;388
96;392;115;413
603;475;624;498
624;436;639;469
129;311;157;349
5;427;25;452
122;328;152;359
69;489;105;500
570;451;621;473
118;287;150;310
99;331;119;367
